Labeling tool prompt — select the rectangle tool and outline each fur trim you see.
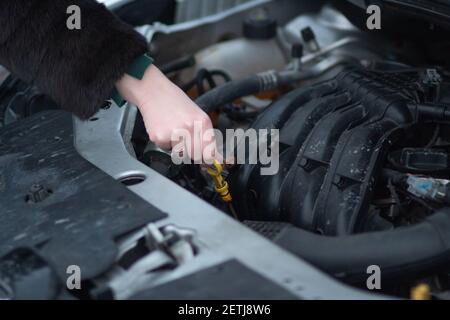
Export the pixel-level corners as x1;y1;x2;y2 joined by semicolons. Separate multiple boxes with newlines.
0;0;148;119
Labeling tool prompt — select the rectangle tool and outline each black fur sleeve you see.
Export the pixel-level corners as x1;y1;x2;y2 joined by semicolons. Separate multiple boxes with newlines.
0;0;148;119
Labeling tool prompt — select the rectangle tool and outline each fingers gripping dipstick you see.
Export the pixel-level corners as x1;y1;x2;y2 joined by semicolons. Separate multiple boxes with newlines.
206;160;232;203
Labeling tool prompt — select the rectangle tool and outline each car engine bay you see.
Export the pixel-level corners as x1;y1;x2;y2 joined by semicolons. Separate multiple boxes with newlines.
2;0;450;300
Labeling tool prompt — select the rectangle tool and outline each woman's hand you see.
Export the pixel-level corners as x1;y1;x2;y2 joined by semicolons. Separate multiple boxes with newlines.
116;65;217;163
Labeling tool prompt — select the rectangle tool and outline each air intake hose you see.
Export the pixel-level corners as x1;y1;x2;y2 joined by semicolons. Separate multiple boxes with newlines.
270;209;450;284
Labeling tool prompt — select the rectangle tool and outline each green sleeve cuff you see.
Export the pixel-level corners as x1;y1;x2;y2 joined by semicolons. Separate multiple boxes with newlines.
112;53;154;107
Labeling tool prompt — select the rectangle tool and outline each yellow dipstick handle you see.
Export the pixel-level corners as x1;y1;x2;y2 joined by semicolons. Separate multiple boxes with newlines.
206;160;232;203
411;284;431;300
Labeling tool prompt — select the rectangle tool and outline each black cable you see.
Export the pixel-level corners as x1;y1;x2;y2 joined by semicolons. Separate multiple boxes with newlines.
159;55;196;75
182;69;232;94
425;124;441;148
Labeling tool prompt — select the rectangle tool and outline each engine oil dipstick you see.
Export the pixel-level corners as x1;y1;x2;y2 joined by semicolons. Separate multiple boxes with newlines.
206;160;232;203
205;160;238;219
411;283;431;300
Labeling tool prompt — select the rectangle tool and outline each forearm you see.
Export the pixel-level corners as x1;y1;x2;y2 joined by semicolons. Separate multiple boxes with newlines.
0;0;148;119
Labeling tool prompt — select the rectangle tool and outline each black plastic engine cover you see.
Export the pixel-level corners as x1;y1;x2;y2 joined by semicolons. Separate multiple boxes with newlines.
232;67;434;235
0;111;167;295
